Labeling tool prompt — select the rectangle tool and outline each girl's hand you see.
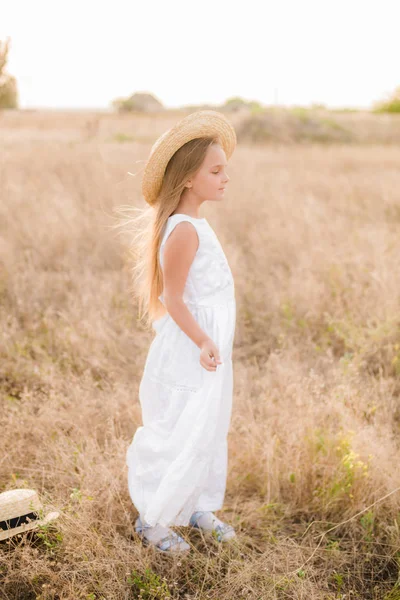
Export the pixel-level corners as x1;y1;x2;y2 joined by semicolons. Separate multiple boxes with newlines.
199;338;223;371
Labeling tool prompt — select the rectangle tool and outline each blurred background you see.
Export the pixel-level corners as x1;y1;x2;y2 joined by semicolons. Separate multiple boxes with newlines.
1;2;400;599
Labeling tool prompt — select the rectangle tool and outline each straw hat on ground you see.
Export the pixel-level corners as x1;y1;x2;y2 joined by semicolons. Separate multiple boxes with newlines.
141;109;237;206
0;489;59;541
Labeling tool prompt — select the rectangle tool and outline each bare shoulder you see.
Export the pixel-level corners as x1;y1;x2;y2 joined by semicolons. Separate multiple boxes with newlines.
164;221;199;254
162;222;200;289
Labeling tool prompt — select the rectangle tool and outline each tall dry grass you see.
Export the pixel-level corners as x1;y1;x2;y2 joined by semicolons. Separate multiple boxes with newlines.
1;110;400;599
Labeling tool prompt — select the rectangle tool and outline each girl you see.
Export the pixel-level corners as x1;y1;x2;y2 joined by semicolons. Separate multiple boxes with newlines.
124;110;237;553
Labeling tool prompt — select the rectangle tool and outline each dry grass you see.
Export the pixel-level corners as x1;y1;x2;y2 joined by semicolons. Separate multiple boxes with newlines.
1;109;400;599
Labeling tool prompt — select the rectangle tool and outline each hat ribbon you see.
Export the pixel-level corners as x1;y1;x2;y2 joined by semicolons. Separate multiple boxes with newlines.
0;510;40;532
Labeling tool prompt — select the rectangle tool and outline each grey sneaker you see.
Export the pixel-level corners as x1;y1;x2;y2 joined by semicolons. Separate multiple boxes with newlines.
189;511;237;542
135;516;191;553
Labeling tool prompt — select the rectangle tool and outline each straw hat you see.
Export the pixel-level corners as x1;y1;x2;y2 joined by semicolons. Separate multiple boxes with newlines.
141;109;237;205
0;489;60;541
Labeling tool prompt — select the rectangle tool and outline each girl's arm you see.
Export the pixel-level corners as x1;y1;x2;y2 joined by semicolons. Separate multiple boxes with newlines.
162;221;209;350
163;221;222;371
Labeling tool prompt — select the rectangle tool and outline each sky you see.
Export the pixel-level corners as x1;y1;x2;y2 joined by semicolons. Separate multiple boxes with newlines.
1;0;399;111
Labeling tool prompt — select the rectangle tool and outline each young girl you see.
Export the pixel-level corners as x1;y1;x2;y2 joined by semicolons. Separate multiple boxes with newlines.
125;110;237;553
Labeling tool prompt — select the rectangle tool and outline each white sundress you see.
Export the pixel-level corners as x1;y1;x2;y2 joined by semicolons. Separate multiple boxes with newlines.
125;213;236;527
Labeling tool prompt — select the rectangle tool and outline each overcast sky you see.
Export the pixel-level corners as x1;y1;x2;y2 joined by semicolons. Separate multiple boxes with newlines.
2;0;399;110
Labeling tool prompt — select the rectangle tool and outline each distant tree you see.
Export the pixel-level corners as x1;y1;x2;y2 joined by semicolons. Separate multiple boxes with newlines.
225;96;247;108
223;96;264;114
0;38;18;109
372;85;400;114
111;92;164;113
310;103;327;110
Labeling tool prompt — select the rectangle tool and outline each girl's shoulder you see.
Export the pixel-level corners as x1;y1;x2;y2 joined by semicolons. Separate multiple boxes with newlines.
161;214;209;244
167;213;208;225
159;215;214;267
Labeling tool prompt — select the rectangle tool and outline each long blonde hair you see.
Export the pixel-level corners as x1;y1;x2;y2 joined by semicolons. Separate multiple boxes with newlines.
114;135;220;330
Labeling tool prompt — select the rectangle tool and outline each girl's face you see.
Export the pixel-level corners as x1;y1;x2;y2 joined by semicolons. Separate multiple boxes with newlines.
187;143;230;202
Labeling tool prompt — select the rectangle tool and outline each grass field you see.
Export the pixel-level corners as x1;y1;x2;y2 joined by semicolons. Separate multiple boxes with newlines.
1;108;400;599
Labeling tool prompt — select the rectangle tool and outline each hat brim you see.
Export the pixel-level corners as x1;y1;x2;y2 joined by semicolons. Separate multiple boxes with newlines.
142;110;237;206
0;511;60;542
